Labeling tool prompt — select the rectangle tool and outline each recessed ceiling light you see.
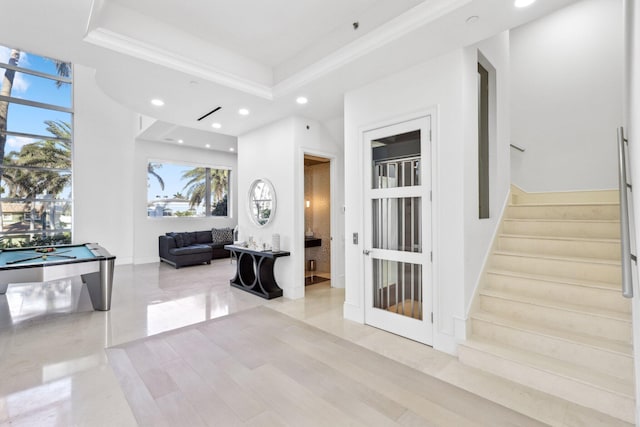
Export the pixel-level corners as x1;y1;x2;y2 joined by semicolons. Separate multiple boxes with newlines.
211;122;222;129
296;96;308;105
205;144;211;148
514;0;535;8
238;108;250;116
151;99;164;106
178;139;184;144
229;148;235;152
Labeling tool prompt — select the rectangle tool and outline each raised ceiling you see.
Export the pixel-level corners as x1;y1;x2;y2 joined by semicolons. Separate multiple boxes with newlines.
0;0;581;146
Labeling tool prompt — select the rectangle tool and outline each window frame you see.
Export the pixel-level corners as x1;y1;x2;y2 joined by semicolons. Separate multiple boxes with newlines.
0;47;73;247
146;159;232;219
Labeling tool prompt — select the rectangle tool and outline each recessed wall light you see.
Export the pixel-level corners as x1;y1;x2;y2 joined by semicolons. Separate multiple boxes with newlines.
205;144;211;148
229;148;235;152
211;122;222;129
151;99;164;106
296;96;308;105
514;0;535;8
178;139;184;144
238;108;250;116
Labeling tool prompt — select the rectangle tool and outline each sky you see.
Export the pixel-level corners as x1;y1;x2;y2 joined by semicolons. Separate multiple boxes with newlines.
0;45;72;153
147;162;197;200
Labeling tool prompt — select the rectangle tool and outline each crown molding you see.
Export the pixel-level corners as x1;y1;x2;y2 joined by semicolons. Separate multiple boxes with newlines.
84;0;470;102
273;0;472;97
83;27;273;100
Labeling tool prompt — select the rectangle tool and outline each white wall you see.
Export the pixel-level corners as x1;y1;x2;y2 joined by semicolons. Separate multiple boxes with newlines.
343;31;510;354
462;33;511;313
344;50;466;353
133;140;238;264
510;0;623;192
237;116;343;299
73;65;136;264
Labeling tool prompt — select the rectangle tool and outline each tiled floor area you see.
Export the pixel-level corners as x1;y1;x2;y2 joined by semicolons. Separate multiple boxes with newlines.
0;260;633;426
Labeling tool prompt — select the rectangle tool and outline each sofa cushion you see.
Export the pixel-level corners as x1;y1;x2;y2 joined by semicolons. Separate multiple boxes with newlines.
168;244;212;256
183;232;197;246
196;230;212;244
166;232;185;248
211;227;232;245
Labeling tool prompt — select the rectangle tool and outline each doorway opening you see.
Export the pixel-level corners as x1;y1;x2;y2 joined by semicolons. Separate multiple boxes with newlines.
304;155;331;288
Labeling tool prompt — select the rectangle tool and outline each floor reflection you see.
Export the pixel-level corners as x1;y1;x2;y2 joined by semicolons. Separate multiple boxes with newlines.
0;278;92;327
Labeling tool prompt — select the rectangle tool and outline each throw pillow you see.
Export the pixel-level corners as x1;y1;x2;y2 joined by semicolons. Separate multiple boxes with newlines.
211;227;232;245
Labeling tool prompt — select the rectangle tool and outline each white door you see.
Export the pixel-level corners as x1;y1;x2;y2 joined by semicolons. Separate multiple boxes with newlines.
363;116;432;345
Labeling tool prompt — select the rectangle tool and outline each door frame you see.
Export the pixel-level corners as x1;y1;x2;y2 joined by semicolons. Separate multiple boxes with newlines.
358;108;439;344
299;148;339;297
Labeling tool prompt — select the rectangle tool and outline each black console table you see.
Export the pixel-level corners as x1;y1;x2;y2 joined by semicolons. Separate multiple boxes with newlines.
224;245;290;299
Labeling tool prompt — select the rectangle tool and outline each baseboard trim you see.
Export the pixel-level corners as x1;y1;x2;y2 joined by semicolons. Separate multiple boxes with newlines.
343;301;364;323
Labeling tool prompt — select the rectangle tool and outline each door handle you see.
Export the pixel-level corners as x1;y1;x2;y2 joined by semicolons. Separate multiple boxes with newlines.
363;250;370;255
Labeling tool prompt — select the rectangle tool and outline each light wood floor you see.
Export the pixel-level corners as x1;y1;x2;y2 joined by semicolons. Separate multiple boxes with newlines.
107;306;545;426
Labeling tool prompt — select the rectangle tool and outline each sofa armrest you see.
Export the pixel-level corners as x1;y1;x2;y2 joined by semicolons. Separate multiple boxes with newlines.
159;235;177;259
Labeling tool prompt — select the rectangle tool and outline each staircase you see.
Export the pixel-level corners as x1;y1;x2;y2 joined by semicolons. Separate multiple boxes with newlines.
458;187;635;423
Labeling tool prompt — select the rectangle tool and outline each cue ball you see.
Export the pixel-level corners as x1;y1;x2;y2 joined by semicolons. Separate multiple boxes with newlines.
42;255;47;260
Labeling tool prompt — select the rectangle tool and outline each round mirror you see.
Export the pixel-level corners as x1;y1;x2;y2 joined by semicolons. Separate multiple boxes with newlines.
248;179;276;227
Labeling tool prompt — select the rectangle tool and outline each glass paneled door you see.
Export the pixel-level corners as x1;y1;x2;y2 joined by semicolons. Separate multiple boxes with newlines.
363;117;432;345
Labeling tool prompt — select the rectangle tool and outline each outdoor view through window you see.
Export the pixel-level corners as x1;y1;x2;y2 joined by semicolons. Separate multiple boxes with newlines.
0;45;72;248
147;162;229;217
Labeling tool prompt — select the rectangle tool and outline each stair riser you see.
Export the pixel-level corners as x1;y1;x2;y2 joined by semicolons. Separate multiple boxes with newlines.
457;344;635;424
498;236;621;260
486;273;630;314
507;205;620;220
479;295;631;342
491;254;620;283
503;220;620;239
471;318;633;380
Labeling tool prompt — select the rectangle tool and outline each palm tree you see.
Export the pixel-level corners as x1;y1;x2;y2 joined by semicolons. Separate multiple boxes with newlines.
0;49;20;167
147;162;165;190
181;167;229;214
182;167;207;209
3;120;71;234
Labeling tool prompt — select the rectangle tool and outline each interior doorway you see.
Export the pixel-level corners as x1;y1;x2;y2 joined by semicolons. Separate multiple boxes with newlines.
304;155;331;287
363;116;433;345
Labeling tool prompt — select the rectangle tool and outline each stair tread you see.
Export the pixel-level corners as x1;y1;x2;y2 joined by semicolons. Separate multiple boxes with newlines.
472;310;633;356
493;250;621;265
486;268;620;290
500;233;620;244
461;338;635;397
504;218;620;223
510;202;619;207
480;289;631;322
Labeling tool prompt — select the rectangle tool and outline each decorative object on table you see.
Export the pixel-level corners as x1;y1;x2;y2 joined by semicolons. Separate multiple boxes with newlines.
272;233;280;252
305;228;314;237
233;225;239;241
34;247;56;253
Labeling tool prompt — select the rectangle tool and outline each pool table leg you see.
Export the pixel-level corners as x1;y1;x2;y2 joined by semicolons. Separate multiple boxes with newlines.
0;283;7;294
82;258;115;311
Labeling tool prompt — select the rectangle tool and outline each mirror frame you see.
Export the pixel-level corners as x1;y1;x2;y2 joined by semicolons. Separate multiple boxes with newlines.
247;178;276;227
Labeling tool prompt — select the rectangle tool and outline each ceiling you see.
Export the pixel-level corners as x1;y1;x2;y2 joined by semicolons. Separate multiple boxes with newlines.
0;0;580;150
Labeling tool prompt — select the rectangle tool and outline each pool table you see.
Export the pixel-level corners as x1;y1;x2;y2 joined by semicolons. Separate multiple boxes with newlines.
0;243;116;311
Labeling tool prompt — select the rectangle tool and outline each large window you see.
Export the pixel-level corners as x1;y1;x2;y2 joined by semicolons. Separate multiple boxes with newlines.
147;161;230;218
0;45;72;248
